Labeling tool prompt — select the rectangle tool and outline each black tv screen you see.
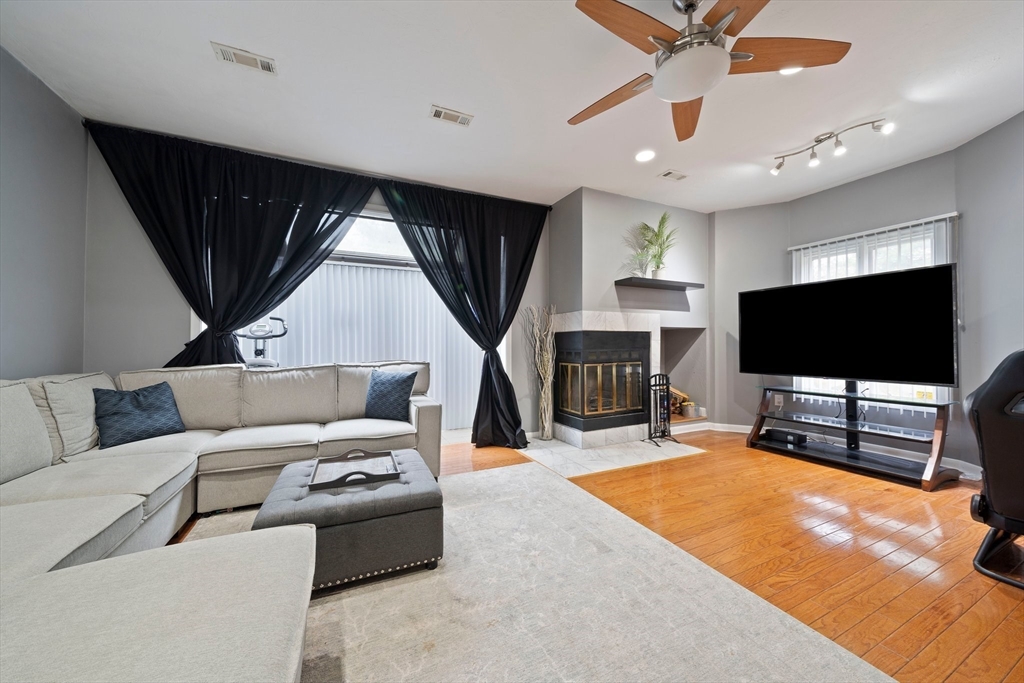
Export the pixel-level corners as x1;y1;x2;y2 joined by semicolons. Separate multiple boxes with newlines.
739;264;959;386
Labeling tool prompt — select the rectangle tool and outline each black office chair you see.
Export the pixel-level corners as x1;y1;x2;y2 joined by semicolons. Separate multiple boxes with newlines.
965;349;1024;589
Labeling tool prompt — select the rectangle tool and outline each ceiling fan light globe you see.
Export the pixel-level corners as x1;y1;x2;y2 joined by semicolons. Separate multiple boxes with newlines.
653;44;731;103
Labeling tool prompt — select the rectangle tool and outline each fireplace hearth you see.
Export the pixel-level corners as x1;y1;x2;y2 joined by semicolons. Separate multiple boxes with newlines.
554;331;650;432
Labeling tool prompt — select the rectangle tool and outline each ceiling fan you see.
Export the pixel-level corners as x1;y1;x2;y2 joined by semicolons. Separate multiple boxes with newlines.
569;0;852;141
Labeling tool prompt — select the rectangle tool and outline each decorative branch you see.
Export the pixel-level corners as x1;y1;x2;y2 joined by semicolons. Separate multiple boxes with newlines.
522;305;556;440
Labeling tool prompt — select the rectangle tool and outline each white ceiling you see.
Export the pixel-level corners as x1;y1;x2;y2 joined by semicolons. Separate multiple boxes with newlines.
1;0;1022;212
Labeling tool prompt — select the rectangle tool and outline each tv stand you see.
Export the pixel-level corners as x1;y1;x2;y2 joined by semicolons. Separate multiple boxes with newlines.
748;384;960;491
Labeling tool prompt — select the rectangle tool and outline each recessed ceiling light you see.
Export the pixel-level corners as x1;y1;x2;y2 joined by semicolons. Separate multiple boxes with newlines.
635;150;656;162
779;67;803;76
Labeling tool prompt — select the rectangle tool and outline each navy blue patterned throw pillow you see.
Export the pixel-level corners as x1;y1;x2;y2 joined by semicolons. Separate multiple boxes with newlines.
93;382;186;449
364;369;417;422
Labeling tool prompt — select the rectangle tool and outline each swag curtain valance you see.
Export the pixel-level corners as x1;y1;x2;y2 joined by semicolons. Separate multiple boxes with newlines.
87;122;375;366
88;122;549;448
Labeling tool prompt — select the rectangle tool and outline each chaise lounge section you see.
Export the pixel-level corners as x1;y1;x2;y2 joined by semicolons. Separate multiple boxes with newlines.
0;359;441;681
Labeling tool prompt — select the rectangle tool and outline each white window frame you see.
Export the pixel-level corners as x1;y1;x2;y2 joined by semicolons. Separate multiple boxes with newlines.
788;213;960;412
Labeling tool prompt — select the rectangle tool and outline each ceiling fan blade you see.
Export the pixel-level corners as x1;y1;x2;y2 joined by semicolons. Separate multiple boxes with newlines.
671;98;703;141
569;74;654;125
575;0;679;55
728;38;851;74
708;8;737;43
701;0;770;37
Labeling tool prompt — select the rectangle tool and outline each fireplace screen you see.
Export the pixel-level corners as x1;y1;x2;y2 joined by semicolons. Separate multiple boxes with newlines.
559;362;643;416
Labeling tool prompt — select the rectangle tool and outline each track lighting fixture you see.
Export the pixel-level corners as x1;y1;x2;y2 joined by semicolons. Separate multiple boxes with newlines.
769;118;894;175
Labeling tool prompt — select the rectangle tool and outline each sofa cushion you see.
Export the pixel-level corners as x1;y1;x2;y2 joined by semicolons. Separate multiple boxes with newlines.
318;418;416;458
0;495;144;584
69;430;221;462
0;384;52;485
242;365;337;426
118;365;243;431
364;369;417;422
0;525;315;683
197;424;321;473
94;382;186;449
337;366;373;420
0;375;71;464
0;453;197;518
42;372;117;457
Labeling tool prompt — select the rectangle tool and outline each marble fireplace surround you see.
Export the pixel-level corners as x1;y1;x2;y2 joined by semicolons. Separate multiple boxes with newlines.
551;310;662;449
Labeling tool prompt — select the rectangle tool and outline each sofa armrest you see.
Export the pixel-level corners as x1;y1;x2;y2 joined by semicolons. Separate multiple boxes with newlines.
409;395;442;477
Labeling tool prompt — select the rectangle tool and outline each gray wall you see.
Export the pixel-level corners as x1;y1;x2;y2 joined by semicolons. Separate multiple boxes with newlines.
82;137;193;375
708;112;1024;466
581;188;709;329
548;189;583;314
788;152;956;245
709;203;791;426
0;48;89;379
950;113;1024;461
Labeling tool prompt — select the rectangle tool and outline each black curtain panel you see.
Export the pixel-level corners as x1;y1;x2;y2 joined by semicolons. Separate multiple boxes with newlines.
379;179;548;448
87;122;375;366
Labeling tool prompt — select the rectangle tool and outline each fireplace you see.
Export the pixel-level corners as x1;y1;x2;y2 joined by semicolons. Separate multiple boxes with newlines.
554;331;650;432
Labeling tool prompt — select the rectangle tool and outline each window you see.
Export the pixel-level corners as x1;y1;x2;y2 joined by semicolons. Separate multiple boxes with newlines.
236;205;483;429
790;213;958;407
333;206;414;261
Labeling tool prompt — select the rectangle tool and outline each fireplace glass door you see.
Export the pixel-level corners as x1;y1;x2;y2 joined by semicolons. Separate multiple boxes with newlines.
558;361;643;416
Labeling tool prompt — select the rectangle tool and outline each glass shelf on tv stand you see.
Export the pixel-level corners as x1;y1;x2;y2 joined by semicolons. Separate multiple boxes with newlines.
749;386;960;492
758;410;934;444
758;386;958;409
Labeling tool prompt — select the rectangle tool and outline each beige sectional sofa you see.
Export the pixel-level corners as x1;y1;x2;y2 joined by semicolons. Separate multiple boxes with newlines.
0;360;440;681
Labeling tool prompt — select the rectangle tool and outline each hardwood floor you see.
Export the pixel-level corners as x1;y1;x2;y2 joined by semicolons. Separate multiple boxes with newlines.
570;431;1024;683
439;442;530;476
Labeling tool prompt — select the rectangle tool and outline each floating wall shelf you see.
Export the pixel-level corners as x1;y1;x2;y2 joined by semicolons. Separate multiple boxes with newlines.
614;277;705;292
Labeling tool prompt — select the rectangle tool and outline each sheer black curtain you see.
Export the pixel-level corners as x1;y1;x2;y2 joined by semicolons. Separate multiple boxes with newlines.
87;122;375;366
380;179;548;448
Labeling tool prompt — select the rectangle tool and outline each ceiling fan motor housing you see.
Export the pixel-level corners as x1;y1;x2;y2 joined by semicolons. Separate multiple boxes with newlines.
653;38;731;102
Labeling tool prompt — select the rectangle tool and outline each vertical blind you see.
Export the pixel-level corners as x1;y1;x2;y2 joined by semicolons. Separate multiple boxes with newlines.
790;213;958;407
239;260;483;429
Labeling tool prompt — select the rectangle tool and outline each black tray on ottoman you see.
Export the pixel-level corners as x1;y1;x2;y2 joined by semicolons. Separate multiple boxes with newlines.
252;448;443;589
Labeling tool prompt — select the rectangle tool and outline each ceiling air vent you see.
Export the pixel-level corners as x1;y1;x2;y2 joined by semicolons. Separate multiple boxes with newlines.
657;169;687;181
211;42;277;75
429;105;473;127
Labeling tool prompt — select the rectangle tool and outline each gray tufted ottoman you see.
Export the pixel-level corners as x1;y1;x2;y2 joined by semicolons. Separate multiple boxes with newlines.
251;449;443;589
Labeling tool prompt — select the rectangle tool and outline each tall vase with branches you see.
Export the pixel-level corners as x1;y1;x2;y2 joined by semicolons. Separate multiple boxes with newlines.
522;305;556;440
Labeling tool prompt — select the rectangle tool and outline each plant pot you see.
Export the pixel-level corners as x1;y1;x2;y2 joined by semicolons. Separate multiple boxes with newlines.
651;268;667;280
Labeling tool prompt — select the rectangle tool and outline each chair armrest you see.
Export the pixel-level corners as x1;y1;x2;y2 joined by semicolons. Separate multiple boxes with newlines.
409;395;442;477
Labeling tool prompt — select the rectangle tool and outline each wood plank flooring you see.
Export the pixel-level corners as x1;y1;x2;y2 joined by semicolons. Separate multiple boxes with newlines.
439;442;530;476
570;431;1024;683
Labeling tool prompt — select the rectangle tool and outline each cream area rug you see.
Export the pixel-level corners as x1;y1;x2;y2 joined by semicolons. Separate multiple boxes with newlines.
288;462;890;683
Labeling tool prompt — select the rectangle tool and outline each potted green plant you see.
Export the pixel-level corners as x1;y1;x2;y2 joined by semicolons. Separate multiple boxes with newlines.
622;223;653;278
646;212;677;279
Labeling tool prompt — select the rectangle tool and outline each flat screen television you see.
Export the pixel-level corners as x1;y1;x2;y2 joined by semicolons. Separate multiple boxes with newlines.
738;264;959;386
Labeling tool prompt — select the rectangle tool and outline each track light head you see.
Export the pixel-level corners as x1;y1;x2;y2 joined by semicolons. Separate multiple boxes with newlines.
833;137;847;156
872;121;895;135
770;160;784;175
808;149;820;167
